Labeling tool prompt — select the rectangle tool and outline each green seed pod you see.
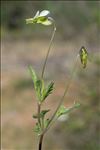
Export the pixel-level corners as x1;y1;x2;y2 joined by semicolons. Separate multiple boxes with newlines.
79;46;88;68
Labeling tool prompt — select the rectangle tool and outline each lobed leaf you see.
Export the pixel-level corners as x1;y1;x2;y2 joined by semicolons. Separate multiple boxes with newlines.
56;105;67;117
28;66;54;102
28;66;41;101
40;109;50;118
42;82;54;101
56;103;80;118
33;122;41;136
32;109;50;119
28;66;38;85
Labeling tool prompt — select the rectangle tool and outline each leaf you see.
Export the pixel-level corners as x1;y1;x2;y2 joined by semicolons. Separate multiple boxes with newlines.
28;66;54;102
28;66;42;101
35;80;42;100
40;109;50;118
32;109;50;120
33;122;41;135
42;82;54;101
56;105;67;117
79;46;88;68
28;66;38;86
44;118;50;128
56;103;80;118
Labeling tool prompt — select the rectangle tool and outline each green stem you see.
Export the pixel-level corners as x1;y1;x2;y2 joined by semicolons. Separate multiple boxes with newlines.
41;24;56;79
41;117;44;131
38;103;41;127
43;55;79;133
38;23;56;150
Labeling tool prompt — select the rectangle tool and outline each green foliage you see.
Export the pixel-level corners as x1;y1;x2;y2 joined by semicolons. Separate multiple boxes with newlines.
40;109;50;119
42;82;54;100
28;66;38;86
26;8;84;149
56;103;80;118
44;118;50;128
28;66;54;103
33;122;41;135
33;109;50;119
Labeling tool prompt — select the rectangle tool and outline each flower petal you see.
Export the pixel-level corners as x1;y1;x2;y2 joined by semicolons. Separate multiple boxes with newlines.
39;10;50;17
33;10;40;19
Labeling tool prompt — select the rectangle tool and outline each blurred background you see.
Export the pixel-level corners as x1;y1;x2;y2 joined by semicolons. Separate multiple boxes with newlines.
1;1;100;150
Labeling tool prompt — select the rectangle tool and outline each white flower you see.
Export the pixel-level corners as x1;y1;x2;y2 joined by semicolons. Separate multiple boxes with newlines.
26;10;54;26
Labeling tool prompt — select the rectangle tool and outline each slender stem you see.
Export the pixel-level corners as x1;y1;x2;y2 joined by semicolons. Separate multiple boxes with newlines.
38;134;44;150
41;24;56;79
43;55;79;134
45;103;80;132
41;117;44;130
38;23;56;150
38;103;41;126
37;23;56;150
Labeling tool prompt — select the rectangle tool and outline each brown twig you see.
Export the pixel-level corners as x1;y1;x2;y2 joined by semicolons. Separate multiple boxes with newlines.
38;134;44;150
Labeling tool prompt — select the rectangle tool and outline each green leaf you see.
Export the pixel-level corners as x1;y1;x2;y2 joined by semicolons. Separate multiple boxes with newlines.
28;66;41;99
35;80;42;100
28;66;54;102
40;109;50;118
33;109;50;119
42;82;54;101
56;105;67;117
28;66;42;101
79;46;88;68
56;103;80;118
28;66;38;87
33;122;41;135
44;118;50;128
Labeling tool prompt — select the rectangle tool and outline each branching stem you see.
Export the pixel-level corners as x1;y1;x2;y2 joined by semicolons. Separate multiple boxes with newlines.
38;23;56;150
43;55;79;134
